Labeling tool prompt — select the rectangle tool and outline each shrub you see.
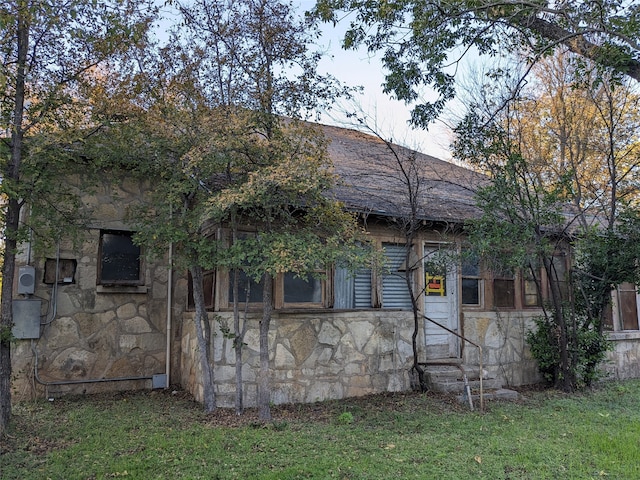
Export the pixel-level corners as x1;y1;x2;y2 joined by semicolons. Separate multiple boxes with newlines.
526;310;611;389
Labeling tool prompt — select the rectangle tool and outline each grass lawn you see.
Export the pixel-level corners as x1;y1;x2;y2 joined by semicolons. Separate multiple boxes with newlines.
2;380;640;479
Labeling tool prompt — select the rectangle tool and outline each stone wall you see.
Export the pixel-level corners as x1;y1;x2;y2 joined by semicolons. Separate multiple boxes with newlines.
463;311;640;387
604;332;640;380
180;310;415;407
11;178;181;400
461;310;542;387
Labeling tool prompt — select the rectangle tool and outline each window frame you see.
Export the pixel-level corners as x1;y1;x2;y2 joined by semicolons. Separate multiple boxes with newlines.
611;283;640;331
275;270;328;309
379;241;414;310
492;271;516;309
212;228;331;310
97;229;144;286
461;256;483;307
522;267;543;308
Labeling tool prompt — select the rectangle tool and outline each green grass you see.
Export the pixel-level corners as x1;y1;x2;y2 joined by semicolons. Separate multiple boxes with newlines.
2;381;640;479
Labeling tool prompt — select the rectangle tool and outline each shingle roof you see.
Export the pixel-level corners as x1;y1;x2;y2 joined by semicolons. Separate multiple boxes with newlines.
320;123;487;224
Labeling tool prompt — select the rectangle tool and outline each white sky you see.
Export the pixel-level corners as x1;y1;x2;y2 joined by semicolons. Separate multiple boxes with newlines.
309;11;454;160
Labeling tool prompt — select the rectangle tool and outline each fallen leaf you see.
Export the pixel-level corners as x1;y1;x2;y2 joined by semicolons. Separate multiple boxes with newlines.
475;455;482;464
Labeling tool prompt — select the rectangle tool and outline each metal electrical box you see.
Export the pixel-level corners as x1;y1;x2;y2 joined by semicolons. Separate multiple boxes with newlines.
152;374;168;389
18;265;36;295
12;299;42;339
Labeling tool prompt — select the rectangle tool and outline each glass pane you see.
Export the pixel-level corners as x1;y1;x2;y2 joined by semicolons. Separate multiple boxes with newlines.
100;231;140;282
619;283;639;330
229;270;264;304
523;279;541;307
462;257;480;277
284;272;322;304
494;279;515;308
462;278;480;305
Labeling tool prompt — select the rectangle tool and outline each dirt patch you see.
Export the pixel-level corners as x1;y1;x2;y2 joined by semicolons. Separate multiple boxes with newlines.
0;384;545;453
201;389;474;428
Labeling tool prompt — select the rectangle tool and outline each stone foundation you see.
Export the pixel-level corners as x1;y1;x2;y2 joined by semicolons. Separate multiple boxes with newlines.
604;331;640;380
461;310;542;387
180;310;415;407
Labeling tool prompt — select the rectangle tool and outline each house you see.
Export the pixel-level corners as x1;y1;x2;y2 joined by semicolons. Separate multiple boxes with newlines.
10;123;640;406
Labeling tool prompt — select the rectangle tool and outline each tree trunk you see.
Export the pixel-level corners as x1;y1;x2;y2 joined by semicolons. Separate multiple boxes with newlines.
0;199;20;434
231;268;249;415
406;248;427;392
258;273;273;422
0;8;29;434
189;265;216;412
543;256;573;392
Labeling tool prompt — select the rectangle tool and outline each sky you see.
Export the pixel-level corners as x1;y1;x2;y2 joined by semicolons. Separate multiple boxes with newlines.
307;7;455;160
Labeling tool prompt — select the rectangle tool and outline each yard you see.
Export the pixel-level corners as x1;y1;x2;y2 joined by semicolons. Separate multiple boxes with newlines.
2;381;640;479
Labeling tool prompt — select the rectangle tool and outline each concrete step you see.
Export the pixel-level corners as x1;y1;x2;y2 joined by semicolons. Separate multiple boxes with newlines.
424;363;502;394
456;388;521;405
429;376;503;394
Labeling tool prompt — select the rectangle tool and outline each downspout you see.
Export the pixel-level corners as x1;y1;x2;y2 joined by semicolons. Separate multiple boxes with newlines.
165;241;173;388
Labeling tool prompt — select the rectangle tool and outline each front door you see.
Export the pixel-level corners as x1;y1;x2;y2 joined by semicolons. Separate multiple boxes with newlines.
423;245;459;358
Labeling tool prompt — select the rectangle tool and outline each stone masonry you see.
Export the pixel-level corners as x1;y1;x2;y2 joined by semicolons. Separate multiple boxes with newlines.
462;310;542;387
11;177;176;400
180;310;415;407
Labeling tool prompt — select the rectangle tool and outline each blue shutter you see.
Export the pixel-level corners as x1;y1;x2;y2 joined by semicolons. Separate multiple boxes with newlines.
382;243;412;309
354;268;372;308
334;267;372;309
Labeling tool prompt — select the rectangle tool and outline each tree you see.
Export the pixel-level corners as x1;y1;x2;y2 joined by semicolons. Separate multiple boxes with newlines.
85;42;255;412
207;119;368;421
312;0;640;126
102;0;358;416
0;0;156;434
454;52;640;390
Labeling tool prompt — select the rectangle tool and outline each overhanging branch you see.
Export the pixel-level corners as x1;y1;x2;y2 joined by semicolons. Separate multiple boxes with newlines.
512;15;640;82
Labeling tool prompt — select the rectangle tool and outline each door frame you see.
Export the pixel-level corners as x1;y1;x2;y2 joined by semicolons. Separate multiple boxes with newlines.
423;242;460;358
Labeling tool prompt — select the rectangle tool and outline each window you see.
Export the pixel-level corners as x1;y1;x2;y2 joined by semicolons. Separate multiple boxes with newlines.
188;270;216;310
616;283;639;330
461;257;482;306
550;254;570;301
334;242;412;310
333;267;372;309
213;268;327;310
97;230;142;285
493;271;515;309
282;272;323;306
522;268;542;307
381;243;413;309
196;234;413;311
229;269;264;304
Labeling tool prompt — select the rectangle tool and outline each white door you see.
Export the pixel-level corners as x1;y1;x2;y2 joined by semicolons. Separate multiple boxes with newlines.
423;245;459;358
